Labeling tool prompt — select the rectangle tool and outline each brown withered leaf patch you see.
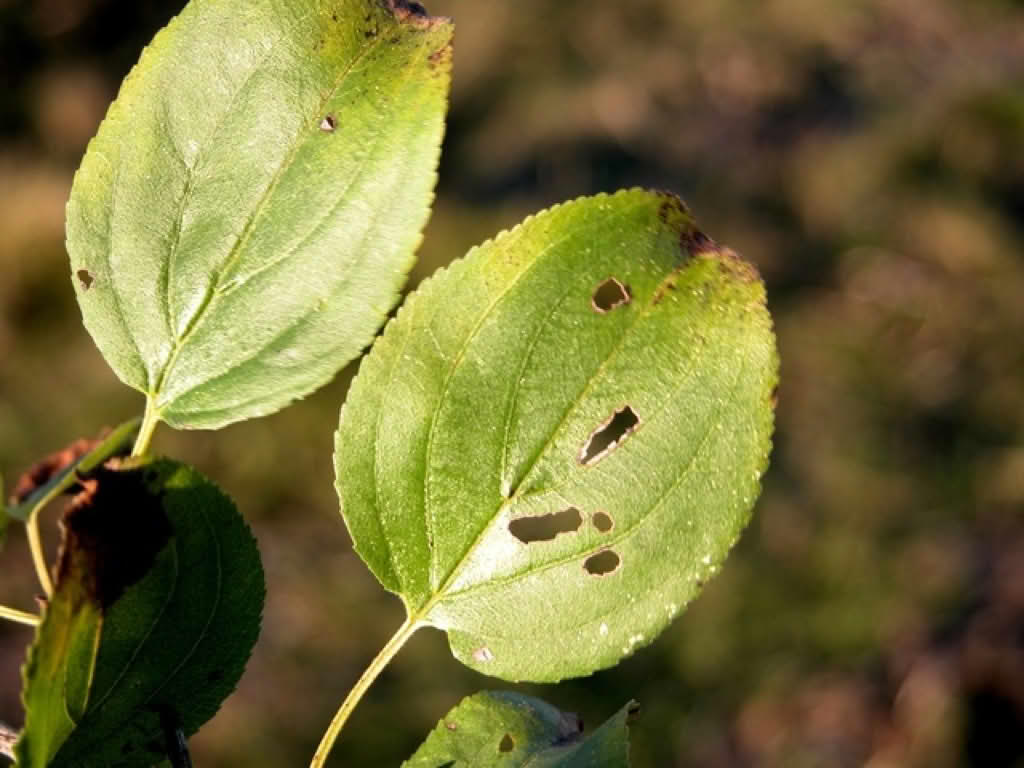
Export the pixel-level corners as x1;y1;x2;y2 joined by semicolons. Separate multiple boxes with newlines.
11;436;104;505
57;463;173;610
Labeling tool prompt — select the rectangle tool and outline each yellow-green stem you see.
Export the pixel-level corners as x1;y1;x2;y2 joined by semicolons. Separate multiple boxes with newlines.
0;603;41;627
133;398;162;457
26;512;53;597
310;615;421;768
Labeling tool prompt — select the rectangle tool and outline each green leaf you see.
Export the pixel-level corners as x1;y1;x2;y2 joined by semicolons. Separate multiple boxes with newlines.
335;189;778;682
68;0;452;430
16;458;264;767
403;691;635;767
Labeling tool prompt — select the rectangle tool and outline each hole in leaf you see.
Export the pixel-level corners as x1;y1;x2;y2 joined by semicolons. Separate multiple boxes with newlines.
77;269;94;289
579;406;640;465
584;549;621;576
472;646;494;663
509;507;582;543
320;114;337;132
592;511;614;533
499;733;514;752
591;277;630;312
445;721;457;731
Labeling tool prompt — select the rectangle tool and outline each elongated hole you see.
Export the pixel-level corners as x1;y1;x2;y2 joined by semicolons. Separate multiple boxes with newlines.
580;406;639;465
584;549;621;576
592;277;630;312
509;507;582;543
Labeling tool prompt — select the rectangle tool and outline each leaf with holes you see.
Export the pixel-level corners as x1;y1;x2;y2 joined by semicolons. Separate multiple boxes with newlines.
335;188;778;682
404;691;635;767
16;458;264;768
68;0;452;430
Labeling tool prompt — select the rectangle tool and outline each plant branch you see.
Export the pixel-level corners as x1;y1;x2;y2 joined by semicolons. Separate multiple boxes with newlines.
310;615;421;768
25;515;53;597
133;398;162;457
0;604;40;628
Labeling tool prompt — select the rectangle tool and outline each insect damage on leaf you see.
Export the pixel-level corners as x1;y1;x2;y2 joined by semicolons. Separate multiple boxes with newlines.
591;277;631;313
579;405;640;465
508;507;583;543
59;462;172;609
583;549;621;576
76;269;94;290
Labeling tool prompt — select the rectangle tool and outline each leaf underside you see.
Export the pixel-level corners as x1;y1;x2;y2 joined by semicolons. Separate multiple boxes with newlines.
68;0;452;429
335;188;779;682
403;691;634;767
16;459;264;768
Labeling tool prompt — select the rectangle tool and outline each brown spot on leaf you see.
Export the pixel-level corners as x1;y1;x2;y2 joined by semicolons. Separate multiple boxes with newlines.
712;247;760;283
11;435;106;504
656;192;689;224
57;462;173;610
77;269;94;289
509;507;583;543
385;0;447;29
680;229;717;258
389;0;428;19
428;43;452;71
651;274;679;306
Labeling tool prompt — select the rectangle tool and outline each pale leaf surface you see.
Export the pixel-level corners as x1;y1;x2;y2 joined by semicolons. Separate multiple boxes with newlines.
69;0;452;429
336;189;778;681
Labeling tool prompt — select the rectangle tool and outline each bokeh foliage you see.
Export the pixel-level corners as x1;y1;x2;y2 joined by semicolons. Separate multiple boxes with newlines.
2;0;1023;765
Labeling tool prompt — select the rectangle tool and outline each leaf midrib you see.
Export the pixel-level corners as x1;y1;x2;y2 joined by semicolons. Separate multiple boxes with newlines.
434;340;753;610
149;30;389;408
417;225;681;616
420;224;580;590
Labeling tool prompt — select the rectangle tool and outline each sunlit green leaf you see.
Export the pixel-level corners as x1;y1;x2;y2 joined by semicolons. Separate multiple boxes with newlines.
404;691;634;767
68;0;452;430
336;189;778;682
16;458;264;767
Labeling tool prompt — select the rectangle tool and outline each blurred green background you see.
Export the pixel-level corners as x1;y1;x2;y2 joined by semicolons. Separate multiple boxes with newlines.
2;0;1023;765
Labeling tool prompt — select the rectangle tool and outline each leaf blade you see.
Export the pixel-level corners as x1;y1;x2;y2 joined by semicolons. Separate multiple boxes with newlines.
336;189;778;682
68;0;452;429
403;691;634;768
16;458;264;767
